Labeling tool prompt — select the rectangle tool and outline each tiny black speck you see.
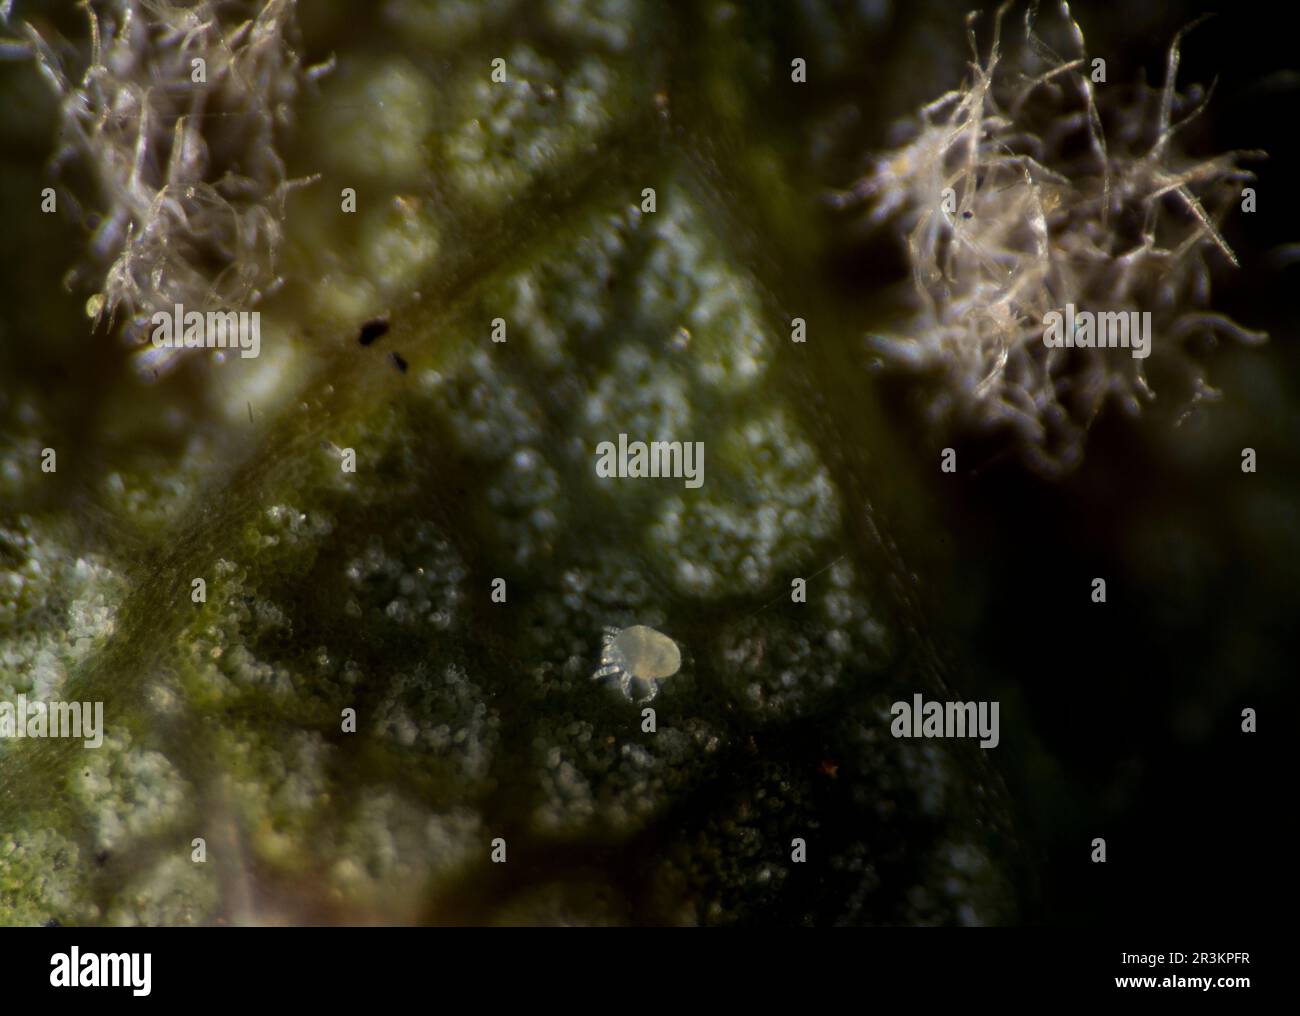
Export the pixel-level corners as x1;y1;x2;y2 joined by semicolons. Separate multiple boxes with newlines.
962;210;973;219
358;318;390;346
390;351;408;373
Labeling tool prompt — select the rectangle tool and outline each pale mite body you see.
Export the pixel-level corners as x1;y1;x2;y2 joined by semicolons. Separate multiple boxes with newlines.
592;625;681;703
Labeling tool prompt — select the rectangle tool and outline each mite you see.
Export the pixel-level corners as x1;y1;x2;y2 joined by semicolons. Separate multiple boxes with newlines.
592;624;681;703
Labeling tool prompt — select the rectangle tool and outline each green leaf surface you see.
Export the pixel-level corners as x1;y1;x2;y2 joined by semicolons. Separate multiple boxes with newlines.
0;0;1028;926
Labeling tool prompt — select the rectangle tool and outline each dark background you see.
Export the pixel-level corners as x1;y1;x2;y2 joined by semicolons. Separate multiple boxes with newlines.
887;1;1298;926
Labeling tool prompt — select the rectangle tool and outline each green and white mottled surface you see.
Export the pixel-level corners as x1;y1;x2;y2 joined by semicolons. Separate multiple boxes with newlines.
0;0;1043;925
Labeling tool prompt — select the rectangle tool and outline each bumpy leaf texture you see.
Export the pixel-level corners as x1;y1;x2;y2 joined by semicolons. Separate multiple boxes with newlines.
0;0;1291;927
